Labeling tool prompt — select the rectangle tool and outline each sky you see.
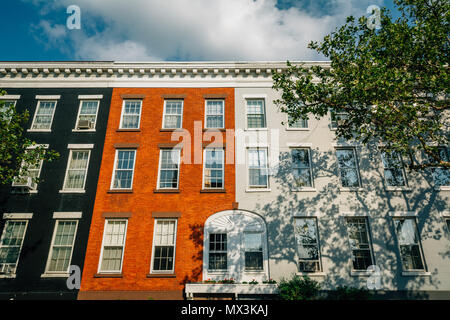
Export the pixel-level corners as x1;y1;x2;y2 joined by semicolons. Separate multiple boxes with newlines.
1;0;399;62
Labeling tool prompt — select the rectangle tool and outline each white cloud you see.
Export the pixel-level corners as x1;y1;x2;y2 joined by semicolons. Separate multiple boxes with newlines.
29;0;386;61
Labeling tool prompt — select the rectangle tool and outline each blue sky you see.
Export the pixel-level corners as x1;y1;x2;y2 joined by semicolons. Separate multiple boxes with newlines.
1;0;399;61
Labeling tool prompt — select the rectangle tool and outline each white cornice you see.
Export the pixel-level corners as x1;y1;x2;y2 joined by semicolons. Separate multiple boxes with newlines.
0;61;330;88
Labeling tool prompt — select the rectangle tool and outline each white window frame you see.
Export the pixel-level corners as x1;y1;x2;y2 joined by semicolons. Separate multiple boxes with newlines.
345;217;375;271
43;219;78;276
290;147;314;190
162;99;184;129
286;114;309;130
243;231;264;272
60;148;92;193
0;99;17;122
0;219;29;277
294;217;322;273
119;99;142;129
157;149;181;190
392;216;427;273
245;98;267;130
150;218;178;274
207;233;228;272
246;147;270;190
73;100;100;132
380;150;408;189
202;148;225;189
110;149;137;190
98;219;128;274
12;145;47;193
29;100;58;132
204;99;225;129
335;147;362;188
330;110;348;130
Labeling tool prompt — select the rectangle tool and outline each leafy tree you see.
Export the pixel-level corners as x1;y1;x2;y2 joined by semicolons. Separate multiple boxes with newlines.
272;0;449;170
277;274;321;300
0;90;59;186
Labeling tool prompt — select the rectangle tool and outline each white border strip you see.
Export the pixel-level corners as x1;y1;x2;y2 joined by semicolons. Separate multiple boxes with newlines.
0;95;20;100
388;211;418;217
67;143;94;149
35;95;61;100
3;213;33;219
53;212;82;219
78;95;103;99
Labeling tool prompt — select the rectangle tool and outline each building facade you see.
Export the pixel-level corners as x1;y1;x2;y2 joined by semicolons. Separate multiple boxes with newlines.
0;72;112;299
0;62;448;300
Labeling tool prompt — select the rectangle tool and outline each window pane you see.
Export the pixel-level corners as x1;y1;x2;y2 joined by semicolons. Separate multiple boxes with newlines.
0;221;27;273
204;149;224;189
292;149;312;187
32;101;56;130
205;100;224;128
159;150;180;188
113;150;135;189
431;147;450;186
248;149;268;187
336;149;360;187
121;100;141;129
346;218;373;270
288;115;308;128
244;233;263;270
164;101;183;128
152;220;176;271
381;151;406;187
246;99;266;128
294;218;320;272
64;151;89;189
394;218;425;270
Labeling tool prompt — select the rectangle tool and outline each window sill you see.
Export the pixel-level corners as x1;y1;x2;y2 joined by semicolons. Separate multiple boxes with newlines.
386;187;412;192
243;270;265;274
350;270;372;277
116;128;141;132
203;128;226;132
286;128;309;131
401;271;431;277
0;274;16;279
339;187;364;192
200;189;226;193
245;188;271;193
27;129;51;132
119;127;140;131
59;190;86;194
244;128;268;131
434;186;450;191
160;128;183;132
94;273;123;278
297;272;327;277
146;273;176;278
41;273;69;278
107;189;133;193
291;187;317;192
153;189;180;193
72;129;96;132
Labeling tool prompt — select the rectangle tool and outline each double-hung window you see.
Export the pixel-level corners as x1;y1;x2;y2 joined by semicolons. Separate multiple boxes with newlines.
111;150;136;190
294;218;321;272
291;148;313;188
287;115;308;129
158;149;181;189
345;217;374;270
393;218;426;271
0;220;28;275
120;100;142;129
246;99;266;129
0;100;16;122
30;100;57;130
75;100;99;130
99;219;127;273
381;150;407;187
248;148;269;188
330;111;348;130
62;150;90;191
244;233;263;271
151;219;177;273
163;100;183;129
336;148;361;188
208;233;227;271
45;220;78;273
429;147;450;187
203;149;224;189
12;148;45;192
205;100;224;129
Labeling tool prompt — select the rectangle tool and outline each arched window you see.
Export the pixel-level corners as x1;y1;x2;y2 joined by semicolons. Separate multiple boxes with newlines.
203;210;269;283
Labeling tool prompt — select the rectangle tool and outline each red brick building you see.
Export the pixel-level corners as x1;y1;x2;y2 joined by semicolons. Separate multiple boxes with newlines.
78;87;235;300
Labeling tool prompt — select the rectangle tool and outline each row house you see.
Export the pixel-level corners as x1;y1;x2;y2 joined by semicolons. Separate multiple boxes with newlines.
0;62;448;300
0;65;113;298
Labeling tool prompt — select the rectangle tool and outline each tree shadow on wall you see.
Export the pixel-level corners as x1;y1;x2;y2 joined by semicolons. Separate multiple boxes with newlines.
256;141;448;299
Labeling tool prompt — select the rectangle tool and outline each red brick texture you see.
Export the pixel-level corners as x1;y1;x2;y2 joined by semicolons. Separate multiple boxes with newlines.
78;88;235;299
